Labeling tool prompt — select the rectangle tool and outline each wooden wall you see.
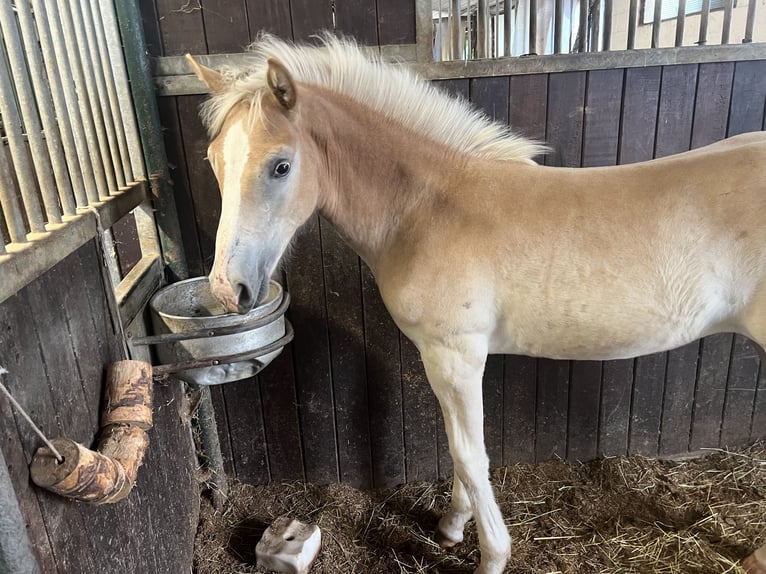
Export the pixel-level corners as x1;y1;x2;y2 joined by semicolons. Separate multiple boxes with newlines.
0;241;198;573
140;0;766;489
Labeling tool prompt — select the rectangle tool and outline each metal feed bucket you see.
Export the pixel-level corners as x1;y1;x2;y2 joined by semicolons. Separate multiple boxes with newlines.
139;277;293;385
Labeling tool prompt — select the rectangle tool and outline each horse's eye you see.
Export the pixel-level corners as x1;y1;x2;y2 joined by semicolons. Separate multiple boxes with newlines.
273;161;291;178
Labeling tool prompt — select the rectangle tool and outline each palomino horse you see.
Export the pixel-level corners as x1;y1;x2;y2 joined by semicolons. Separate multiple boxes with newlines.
187;35;766;574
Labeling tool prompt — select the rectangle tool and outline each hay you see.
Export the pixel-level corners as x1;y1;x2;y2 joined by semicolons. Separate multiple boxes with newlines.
195;443;766;573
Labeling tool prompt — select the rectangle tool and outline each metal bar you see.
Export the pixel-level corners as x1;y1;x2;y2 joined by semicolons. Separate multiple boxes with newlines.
0;5;61;226
554;0;564;53
28;0;89;209
0;182;147;307
652;0;663;49
70;0;125;189
55;1;111;199
627;0;638;49
193;387;228;509
114;0;189;281
39;0;100;205
698;0;711;45
675;0;687;47
478;0;489;58
721;0;733;45
0;449;40;574
591;0;601;52
530;0;538;54
13;0;77;217
578;0;588;51
0;49;45;232
504;0;512;56
416;0;435;62
450;0;461;59
603;0;612;51
90;0;133;184
743;0;757;43
0;149;27;244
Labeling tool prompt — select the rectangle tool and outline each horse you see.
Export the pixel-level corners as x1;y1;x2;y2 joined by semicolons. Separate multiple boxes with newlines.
186;34;766;574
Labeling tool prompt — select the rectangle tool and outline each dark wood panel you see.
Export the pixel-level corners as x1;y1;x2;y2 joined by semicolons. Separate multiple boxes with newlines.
319;221;373;488
567;361;602;461
361;265;405;488
545;71;586;167
690;62;735;149
619;66;661;164
751;371;766;441
201;0;251;53
335;0;379;45
504;355;537;464
536;360;569;461
630;352;666;456
727;60;766;136
434;78;470;99
287;214;339;484
720;336;760;447
376;0;416;44
655;64;698;158
177;95;221;273
482;356;504;470
290;0;333;41
582;69;623;167
138;0;164;56
246;0;294;39
509;74;547;142
690;334;732;450
470;76;510;124
222;378;270;483
659;342;700;455
599;359;633;456
155;0;207;55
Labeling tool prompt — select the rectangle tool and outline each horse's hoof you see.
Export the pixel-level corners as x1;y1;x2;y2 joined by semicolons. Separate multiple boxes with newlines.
434;528;461;549
743;546;766;574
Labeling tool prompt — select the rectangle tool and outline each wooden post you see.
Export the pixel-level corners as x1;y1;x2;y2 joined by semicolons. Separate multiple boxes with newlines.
743;544;766;574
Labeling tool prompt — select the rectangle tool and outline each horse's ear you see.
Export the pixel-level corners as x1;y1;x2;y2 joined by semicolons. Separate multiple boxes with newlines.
186;54;226;94
266;58;296;110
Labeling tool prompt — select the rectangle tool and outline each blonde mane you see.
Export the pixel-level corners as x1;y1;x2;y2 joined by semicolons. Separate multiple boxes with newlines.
200;34;546;162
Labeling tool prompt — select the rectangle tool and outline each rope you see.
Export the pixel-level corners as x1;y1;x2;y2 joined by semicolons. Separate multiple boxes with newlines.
0;368;64;463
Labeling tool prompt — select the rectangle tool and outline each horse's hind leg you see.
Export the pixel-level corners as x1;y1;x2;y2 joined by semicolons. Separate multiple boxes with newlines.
420;337;510;574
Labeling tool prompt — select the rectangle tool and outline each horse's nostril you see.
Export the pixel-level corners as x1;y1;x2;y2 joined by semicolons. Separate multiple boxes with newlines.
235;283;255;313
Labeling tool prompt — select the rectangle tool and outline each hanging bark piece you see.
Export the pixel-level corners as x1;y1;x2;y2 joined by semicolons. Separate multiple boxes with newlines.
29;438;127;504
98;423;150;502
101;360;153;429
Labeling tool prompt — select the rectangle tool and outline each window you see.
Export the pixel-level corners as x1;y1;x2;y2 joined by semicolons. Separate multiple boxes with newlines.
643;0;732;24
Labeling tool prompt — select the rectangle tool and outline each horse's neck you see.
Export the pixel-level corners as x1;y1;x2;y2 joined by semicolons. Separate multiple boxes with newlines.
303;89;453;270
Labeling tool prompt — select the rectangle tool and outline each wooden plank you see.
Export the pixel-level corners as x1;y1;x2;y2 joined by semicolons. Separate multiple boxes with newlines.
470;76;510;124
751;370;766;442
334;0;379;45
582;69;624;167
401;335;439;482
319;219;372;488
508;74;548;163
720;335;760;447
536;359;569;461
659;342;700;456
289;0;333;41
112;212;142;277
222;378;270;483
727;60;766;136
433;78;470;100
177;95;221;273
619;66;661;164
201;0;251;54
629;352;666;456
545;71;586;167
258;343;305;481
155;0;207;56
137;0;163;57
654;64;698;158
361;264;405;488
286;214;339;484
690;334;732;450
245;0;294;40
377;0;417;45
504;355;537;464
567;361;602;462
157;96;204;277
690;62;734;149
599;359;633;456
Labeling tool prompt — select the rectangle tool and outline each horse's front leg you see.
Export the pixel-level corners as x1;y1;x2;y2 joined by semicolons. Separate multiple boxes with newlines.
420;337;511;574
435;474;472;547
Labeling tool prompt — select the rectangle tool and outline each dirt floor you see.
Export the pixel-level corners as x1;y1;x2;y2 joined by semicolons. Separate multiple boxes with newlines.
195;443;765;573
